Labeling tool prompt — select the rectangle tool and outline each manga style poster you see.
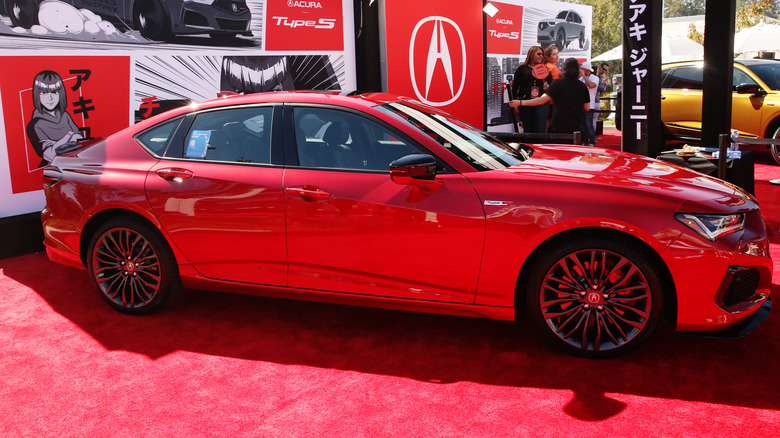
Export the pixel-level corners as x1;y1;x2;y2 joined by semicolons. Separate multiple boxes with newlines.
0;0;356;218
0;56;130;194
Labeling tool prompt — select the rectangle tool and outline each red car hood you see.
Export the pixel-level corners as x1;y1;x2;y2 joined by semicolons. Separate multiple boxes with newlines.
504;144;758;212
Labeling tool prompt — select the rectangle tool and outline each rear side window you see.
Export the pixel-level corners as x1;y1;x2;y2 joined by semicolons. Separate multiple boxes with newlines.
182;107;273;164
135;117;183;156
663;66;703;90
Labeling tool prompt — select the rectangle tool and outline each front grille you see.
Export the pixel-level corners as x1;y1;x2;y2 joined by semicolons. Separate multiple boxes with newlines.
216;18;249;31
721;267;760;307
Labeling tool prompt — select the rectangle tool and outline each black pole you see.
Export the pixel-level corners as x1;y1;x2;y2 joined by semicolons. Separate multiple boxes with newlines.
701;0;736;148
621;0;663;158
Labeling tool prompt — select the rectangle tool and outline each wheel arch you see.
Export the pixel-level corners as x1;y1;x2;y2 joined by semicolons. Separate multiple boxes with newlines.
514;226;677;322
79;208;169;267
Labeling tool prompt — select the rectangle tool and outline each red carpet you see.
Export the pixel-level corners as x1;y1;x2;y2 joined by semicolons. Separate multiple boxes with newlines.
1;136;779;436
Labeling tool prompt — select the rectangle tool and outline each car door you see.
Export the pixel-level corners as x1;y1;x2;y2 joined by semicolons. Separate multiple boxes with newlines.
661;65;704;137
283;105;486;303
731;65;764;137
145;104;288;286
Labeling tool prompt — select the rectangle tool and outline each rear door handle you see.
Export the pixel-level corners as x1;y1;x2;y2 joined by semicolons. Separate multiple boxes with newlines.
156;168;194;182
285;186;332;201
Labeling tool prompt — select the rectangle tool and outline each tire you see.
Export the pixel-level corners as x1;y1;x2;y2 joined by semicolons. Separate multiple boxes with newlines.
134;0;171;41
578;32;585;49
556;30;566;51
87;216;180;315
4;0;39;28
526;237;663;358
770;125;780;165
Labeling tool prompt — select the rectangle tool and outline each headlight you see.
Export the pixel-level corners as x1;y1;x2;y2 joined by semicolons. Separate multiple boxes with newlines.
674;213;745;241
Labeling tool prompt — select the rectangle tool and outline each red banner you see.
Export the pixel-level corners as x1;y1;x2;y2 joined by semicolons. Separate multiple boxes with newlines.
384;0;484;128
486;2;524;55
265;0;344;51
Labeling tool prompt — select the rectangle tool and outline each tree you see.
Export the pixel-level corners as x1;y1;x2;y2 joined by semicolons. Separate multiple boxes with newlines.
665;0;706;17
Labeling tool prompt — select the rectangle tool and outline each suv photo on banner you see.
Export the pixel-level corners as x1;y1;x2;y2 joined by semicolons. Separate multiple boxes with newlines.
484;0;592;132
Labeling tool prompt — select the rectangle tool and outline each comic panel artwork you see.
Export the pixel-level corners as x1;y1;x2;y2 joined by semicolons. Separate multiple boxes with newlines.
0;0;265;48
133;54;347;122
0;56;130;194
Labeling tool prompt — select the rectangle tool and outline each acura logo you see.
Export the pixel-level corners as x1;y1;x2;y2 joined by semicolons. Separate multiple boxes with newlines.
409;16;466;106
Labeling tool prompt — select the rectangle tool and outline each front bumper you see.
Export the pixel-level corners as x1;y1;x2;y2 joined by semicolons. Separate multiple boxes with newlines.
680;297;771;339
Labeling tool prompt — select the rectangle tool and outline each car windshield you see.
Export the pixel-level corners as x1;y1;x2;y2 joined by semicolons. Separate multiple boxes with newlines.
556;11;568;19
745;62;780;91
377;101;527;171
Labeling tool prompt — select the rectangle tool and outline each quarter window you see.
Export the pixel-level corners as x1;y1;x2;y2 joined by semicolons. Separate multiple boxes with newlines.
135;117;183;156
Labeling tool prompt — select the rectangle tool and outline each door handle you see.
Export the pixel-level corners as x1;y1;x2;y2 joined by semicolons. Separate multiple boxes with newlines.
156;168;194;182
286;186;332;201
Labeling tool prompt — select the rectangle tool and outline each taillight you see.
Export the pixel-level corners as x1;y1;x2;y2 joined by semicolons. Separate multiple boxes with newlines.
43;166;63;188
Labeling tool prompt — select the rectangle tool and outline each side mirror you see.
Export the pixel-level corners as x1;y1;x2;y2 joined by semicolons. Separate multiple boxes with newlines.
389;154;437;185
736;83;767;97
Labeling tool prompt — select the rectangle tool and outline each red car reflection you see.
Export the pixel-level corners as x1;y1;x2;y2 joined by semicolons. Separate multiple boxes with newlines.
41;91;773;357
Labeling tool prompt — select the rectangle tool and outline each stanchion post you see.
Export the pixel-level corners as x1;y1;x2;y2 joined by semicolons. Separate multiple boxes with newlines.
718;133;729;180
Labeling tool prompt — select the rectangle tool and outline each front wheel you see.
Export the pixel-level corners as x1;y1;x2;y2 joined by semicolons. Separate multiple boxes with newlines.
134;0;171;41
87;216;180;314
4;0;39;28
556;30;566;50
526;237;663;358
770;125;780;165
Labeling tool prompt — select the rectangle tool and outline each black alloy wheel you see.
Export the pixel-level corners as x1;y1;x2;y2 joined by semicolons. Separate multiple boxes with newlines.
134;0;172;41
527;238;663;358
4;0;39;28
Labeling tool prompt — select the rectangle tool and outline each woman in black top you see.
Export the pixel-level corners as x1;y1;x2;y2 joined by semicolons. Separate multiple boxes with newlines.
510;46;553;133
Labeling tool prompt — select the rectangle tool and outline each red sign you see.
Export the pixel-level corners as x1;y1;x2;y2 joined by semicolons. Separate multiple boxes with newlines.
265;0;344;51
384;0;484;128
486;2;524;55
0;56;130;194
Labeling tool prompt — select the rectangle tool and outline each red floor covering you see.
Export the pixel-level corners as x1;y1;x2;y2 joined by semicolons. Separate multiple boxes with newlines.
1;139;779;436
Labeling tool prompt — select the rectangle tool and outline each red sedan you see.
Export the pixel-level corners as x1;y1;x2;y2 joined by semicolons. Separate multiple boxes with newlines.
41;91;773;357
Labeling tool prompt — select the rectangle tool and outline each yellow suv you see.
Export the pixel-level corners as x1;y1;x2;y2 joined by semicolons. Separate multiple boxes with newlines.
661;59;780;164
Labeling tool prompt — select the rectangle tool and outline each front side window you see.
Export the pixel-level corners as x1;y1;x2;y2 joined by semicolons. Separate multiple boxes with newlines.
182;106;273;164
293;107;422;171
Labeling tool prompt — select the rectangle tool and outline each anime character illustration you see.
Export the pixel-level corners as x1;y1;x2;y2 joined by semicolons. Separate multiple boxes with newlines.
26;70;83;168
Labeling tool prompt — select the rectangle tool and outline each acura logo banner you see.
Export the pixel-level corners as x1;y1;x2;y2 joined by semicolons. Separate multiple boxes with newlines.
384;0;484;128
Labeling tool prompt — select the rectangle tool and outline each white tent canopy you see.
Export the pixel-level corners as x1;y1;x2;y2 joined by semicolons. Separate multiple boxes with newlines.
592;34;704;63
734;22;780;53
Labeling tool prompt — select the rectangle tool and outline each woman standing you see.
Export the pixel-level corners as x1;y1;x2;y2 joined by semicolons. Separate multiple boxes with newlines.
544;45;562;79
510;46;553;133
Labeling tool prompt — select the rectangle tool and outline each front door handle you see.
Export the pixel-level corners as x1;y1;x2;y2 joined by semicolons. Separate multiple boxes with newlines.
156;168;194;182
285;186;332;201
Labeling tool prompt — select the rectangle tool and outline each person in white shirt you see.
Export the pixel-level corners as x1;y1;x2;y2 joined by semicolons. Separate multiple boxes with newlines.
579;61;598;146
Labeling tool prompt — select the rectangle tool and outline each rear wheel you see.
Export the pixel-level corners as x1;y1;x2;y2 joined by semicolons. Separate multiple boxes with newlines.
87;216;180;314
526;237;663;358
4;0;39;28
